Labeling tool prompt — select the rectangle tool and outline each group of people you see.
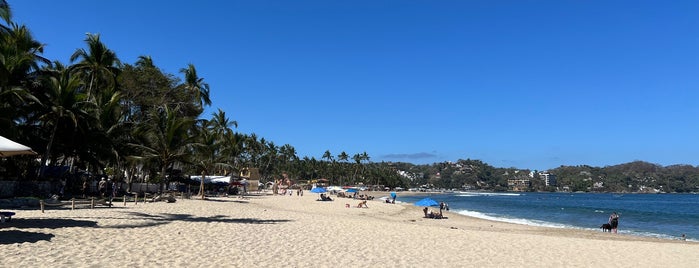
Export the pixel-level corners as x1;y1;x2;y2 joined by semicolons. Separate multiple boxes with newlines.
423;201;449;219
608;211;620;233
98;178;117;202
319;193;333;201
78;177;117;200
423;207;444;219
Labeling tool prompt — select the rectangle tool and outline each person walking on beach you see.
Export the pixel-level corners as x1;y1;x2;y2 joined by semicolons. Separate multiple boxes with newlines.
98;178;107;197
609;211;620;233
82;179;89;198
105;179;113;203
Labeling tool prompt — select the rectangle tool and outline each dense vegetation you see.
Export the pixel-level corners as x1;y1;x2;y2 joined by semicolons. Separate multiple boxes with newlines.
0;1;399;195
397;159;699;193
1;2;697;195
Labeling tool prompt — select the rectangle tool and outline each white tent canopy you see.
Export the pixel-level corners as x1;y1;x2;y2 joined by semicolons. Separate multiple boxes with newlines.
189;175;233;184
0;135;36;157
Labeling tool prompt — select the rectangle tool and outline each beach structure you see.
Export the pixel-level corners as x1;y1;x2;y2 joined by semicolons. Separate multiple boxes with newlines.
0;135;36;157
508;178;531;191
239;168;260;191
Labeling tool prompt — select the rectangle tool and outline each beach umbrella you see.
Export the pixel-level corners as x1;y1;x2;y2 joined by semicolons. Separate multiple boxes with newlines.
310;187;327;193
311;187;328;200
414;197;439;207
0;135;36;157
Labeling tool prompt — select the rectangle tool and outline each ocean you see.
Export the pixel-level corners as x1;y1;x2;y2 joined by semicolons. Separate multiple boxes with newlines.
395;192;699;242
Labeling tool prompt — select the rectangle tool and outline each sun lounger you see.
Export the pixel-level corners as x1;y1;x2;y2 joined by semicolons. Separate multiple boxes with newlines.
0;211;15;222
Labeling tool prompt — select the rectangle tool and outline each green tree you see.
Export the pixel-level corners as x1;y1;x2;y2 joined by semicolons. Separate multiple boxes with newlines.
37;65;93;177
70;33;121;101
0;12;47;136
180;63;211;108
192;118;233;199
130;105;196;192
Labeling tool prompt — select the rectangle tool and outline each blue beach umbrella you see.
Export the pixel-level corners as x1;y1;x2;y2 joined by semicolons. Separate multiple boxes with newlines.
414;197;439;207
310;187;327;193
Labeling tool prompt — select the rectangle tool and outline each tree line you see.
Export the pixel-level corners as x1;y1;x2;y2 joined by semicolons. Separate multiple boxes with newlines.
0;1;407;196
2;2;696;195
400;159;699;193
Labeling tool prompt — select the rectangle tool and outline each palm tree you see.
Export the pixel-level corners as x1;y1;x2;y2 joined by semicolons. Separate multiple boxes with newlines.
337;151;349;185
70;33;121;101
242;133;260;167
129;105;196;192
352;153;362;183
360;151;370;185
337;152;349;163
192;119;233;199
135;55;155;68
321;150;335;182
94;81;130;181
279;144;297;177
180;63;211;108
322;150;333;162
209;108;237;136
0;18;48;135
0;1;10;25
195;109;238;198
37;66;92;177
259;140;278;181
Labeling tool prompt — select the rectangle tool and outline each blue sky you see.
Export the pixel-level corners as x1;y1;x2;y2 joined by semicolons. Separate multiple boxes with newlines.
10;1;699;170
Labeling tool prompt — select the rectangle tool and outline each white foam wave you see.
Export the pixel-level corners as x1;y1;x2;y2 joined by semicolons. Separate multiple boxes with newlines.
455;209;698;243
455;209;566;229
377;196;404;204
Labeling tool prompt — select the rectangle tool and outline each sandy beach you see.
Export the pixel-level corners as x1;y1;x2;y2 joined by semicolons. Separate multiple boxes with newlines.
1;192;698;267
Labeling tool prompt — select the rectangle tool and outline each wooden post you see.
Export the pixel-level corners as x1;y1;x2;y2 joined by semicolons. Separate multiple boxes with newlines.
90;197;95;209
40;199;44;213
134;193;138;205
71;198;75;211
123;195;127;206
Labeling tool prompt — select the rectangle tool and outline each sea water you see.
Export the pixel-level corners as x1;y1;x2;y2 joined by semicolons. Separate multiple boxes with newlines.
397;192;699;242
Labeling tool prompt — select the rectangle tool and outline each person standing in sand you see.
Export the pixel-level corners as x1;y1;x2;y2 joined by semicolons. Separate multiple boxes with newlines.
82;179;89;198
98;178;107;197
609;212;620;233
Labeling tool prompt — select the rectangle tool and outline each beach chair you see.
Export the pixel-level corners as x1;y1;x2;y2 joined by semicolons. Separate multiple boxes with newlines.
0;211;15;222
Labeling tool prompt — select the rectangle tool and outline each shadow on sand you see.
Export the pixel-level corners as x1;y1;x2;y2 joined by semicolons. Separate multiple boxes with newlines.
0;230;55;244
0;218;98;244
115;211;291;228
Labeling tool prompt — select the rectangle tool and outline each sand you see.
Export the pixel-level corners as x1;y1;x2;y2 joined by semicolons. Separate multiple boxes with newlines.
1;191;698;267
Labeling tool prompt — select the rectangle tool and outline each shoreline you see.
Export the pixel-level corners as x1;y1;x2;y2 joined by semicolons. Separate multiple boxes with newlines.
1;192;697;267
369;190;696;243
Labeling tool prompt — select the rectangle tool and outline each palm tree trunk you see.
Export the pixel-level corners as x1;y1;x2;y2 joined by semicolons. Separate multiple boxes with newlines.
86;74;95;100
199;171;206;200
160;165;167;193
39;121;59;178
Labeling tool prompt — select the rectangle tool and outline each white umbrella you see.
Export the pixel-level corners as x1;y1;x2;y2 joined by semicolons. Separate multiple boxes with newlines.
0;135;37;157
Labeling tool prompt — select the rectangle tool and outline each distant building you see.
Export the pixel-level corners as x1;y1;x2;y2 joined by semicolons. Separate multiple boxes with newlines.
593;181;604;189
508;178;531;191
539;172;557;186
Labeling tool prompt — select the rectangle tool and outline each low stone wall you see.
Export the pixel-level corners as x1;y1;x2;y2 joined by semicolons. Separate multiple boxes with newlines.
0;197;41;208
0;181;54;199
